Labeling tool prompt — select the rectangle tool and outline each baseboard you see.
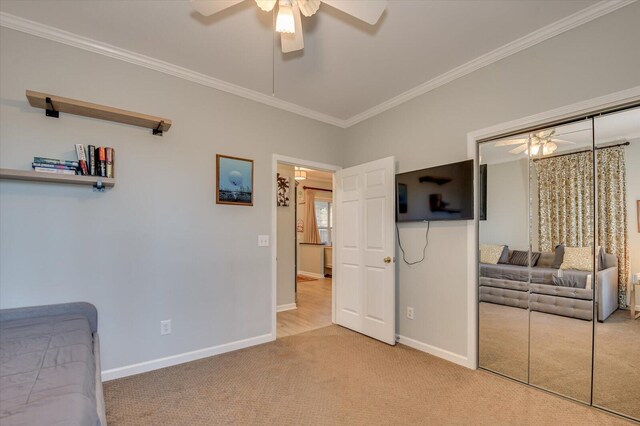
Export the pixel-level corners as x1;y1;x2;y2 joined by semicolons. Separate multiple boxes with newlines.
277;303;297;312
101;332;273;381
297;271;324;279
397;335;471;369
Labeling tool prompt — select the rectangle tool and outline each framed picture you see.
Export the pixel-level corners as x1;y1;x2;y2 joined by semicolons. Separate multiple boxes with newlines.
637;200;640;232
277;173;290;207
216;154;254;206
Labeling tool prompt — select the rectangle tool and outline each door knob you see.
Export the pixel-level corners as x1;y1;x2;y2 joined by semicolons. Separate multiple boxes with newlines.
384;256;392;264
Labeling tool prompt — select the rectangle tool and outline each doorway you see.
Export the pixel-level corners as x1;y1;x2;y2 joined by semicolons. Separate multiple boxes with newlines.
274;157;338;338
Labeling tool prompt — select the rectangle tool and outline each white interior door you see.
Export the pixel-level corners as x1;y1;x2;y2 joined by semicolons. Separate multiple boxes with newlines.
335;156;396;345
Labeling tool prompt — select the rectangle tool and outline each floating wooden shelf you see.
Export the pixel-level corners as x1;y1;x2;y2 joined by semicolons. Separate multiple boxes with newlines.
0;168;115;189
26;90;172;135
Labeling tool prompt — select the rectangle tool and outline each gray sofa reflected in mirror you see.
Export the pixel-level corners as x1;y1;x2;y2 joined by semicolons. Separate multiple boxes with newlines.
480;251;618;321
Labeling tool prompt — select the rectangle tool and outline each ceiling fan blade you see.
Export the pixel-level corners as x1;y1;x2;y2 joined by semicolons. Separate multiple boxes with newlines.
255;0;277;12
281;4;304;53
298;0;321;17
509;144;529;154
551;139;576;144
321;0;387;25
191;0;246;16
494;138;527;147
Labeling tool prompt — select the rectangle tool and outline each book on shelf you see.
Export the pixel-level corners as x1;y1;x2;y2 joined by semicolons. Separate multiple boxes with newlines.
33;167;77;175
75;144;88;175
96;147;106;177
87;145;96;176
33;157;79;168
30;145;115;179
105;147;114;178
32;162;78;171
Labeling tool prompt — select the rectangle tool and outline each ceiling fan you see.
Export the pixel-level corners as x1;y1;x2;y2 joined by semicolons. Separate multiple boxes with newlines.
495;129;578;157
191;0;387;53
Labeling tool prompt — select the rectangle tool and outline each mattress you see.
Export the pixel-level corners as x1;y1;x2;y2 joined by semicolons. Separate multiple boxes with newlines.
480;263;590;289
0;313;99;426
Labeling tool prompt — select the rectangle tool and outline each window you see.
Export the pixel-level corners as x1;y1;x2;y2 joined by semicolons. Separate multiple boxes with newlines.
315;200;333;245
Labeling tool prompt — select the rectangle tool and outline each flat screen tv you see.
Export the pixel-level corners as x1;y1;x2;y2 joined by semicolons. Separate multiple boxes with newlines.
396;159;474;222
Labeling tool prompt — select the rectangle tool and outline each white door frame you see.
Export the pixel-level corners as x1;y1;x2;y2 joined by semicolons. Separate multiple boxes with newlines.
465;86;640;370
271;154;342;339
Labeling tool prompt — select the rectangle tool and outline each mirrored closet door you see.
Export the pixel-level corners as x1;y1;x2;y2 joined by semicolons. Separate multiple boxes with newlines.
478;134;531;382
593;107;640;420
527;120;595;404
478;104;640;422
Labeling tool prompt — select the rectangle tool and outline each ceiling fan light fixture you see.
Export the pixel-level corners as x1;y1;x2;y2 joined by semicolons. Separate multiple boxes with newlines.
543;142;557;156
276;2;296;34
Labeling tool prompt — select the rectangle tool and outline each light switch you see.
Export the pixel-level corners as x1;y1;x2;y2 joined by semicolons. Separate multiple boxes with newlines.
258;235;270;247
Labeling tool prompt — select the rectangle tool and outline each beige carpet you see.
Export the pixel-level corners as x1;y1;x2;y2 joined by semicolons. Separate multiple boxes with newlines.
104;326;633;425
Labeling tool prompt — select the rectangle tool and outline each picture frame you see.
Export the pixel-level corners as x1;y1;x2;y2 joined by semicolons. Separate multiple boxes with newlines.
277;173;290;207
216;154;254;206
637;200;640;233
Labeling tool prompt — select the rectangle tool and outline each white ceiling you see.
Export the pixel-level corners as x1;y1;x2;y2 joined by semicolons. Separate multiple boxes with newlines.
0;0;614;124
481;106;640;164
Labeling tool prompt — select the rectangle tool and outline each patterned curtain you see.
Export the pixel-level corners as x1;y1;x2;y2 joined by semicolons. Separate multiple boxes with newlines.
303;189;321;244
536;146;628;308
536;151;594;251
596;147;629;308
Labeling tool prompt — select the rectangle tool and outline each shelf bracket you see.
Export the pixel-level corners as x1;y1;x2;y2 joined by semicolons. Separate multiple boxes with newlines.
45;97;59;118
153;120;164;136
93;180;106;192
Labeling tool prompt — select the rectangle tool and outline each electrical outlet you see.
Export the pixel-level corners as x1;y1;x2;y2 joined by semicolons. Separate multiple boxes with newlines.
258;235;270;247
406;307;415;320
160;320;171;335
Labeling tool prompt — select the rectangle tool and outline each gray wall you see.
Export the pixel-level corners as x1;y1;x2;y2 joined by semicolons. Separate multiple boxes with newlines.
343;3;640;358
479;159;529;251
276;164;296;307
0;28;344;371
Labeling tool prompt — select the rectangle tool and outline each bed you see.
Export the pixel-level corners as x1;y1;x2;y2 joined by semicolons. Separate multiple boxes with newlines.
0;302;106;425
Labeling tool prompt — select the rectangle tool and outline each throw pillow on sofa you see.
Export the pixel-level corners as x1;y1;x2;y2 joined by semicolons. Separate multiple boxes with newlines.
560;246;593;272
480;244;505;264
552;244;565;269
498;246;510;264
508;250;541;266
597;246;607;271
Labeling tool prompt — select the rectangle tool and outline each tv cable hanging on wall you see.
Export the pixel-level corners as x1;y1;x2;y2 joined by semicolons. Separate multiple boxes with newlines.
396;222;430;266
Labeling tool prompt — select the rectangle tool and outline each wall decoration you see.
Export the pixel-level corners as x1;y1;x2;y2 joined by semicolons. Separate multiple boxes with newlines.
216;154;254;206
637;200;640;232
277;173;290;207
297;219;304;233
297;185;305;204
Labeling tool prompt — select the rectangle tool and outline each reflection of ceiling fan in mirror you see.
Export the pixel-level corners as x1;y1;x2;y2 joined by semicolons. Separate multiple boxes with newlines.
191;0;387;53
495;129;577;157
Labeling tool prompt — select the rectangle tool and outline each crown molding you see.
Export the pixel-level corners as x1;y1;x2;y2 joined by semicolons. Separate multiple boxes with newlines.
1;0;635;130
0;12;348;128
343;0;636;128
